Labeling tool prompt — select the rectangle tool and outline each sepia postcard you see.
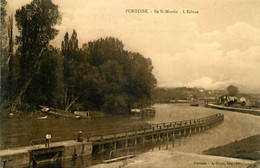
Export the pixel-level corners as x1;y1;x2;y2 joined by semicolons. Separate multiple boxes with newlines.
1;0;259;167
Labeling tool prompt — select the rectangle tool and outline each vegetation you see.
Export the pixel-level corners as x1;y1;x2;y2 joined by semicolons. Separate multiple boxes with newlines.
153;87;202;102
227;85;239;96
1;0;157;115
203;134;260;160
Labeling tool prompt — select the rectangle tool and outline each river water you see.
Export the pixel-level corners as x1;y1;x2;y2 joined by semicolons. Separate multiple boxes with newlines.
1;103;259;167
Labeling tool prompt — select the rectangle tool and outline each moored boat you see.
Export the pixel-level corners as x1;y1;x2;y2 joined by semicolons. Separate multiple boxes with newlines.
37;116;48;120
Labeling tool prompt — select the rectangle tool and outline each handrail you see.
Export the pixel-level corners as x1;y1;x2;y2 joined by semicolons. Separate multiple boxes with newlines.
86;113;224;139
30;137;64;147
28;113;223;145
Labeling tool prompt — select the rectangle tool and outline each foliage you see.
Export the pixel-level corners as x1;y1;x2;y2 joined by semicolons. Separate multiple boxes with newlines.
1;1;157;115
153;87;200;102
64;37;157;114
227;85;239;96
13;0;62;107
1;0;7;24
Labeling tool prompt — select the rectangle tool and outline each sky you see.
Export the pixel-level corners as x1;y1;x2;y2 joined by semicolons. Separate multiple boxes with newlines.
5;0;260;93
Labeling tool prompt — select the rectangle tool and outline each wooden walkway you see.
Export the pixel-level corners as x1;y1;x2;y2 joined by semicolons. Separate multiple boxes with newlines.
86;113;224;153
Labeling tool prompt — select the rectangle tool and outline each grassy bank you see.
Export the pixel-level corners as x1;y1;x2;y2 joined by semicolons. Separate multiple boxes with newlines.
203;134;260;160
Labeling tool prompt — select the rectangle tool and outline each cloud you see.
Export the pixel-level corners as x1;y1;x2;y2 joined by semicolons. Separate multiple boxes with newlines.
5;0;260;93
156;22;260;92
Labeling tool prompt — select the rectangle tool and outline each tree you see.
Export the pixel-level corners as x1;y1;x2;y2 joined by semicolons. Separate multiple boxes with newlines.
61;30;81;111
12;0;61;110
1;0;15;110
81;37;157;114
127;52;157;108
1;0;8;106
227;85;239;96
1;0;8;66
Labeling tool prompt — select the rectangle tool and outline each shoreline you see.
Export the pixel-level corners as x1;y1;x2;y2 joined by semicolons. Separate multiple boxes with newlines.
205;104;260;116
203;134;260;161
90;150;257;168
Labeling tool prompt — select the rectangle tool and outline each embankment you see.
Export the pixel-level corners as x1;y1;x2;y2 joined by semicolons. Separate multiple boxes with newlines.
203;134;260;160
205;104;260;116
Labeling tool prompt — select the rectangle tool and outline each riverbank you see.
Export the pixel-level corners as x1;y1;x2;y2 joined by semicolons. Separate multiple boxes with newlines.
1;103;259;167
89;104;260;168
205;104;260;116
203;134;260;160
90;151;256;168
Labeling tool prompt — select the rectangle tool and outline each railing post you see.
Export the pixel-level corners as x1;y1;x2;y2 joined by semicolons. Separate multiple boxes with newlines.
125;131;128;148
158;133;161;150
113;133;116;150
172;132;175;148
134;129;137;147
143;129;146;146
166;125;169;149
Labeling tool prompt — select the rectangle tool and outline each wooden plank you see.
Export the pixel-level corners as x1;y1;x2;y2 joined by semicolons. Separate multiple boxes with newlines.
103;155;135;163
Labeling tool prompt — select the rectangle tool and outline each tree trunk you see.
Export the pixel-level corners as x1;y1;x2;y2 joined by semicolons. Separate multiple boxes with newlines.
10;78;32;112
65;96;79;112
10;48;45;112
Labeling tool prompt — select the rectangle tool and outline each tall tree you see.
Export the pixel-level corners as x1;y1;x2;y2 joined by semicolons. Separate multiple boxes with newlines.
227;85;239;96
127;52;157;108
61;30;81;111
1;0;8;107
6;15;14;104
12;0;61;110
1;0;8;64
81;37;157;114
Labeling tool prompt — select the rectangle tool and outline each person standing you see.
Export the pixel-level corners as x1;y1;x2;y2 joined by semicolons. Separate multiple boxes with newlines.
45;134;51;147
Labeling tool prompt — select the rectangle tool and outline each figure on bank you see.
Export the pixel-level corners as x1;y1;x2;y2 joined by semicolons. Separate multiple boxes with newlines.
77;131;83;142
45;133;51;147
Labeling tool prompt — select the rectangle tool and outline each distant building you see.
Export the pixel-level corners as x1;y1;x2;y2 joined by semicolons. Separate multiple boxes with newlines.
217;95;246;106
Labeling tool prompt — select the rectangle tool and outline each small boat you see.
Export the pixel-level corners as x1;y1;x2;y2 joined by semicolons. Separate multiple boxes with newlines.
37;116;48;120
75;115;81;119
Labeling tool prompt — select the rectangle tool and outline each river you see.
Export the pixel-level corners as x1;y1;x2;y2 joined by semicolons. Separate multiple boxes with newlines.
1;103;259;167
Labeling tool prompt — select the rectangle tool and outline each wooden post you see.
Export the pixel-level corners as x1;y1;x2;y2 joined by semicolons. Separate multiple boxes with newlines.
101;144;104;153
158;133;161;150
29;154;32;168
114;142;116;150
143;128;146;146
172;133;175;148
114;133;116;150
125;131;128;148
134;129;137;155
101;135;104;153
166;125;169;149
134;130;137;147
166;132;169;149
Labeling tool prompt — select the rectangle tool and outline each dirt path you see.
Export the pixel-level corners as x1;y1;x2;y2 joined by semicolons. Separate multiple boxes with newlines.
90;151;256;168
